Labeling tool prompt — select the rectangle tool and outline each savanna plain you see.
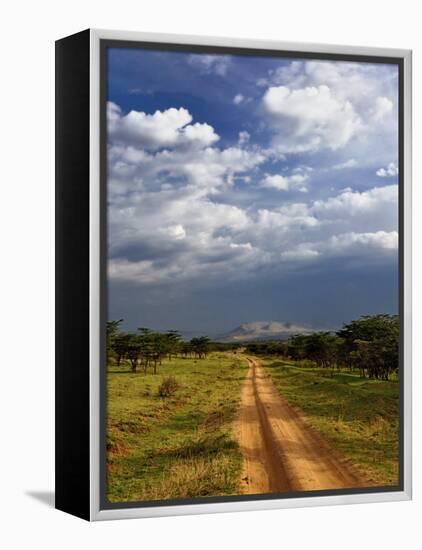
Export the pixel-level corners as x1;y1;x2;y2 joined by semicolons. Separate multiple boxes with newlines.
106;314;399;503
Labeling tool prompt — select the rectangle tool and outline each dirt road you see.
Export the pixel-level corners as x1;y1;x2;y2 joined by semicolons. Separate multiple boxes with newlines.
234;358;366;494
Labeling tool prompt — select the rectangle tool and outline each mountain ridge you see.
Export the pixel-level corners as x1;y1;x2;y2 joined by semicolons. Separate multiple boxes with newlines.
215;320;322;342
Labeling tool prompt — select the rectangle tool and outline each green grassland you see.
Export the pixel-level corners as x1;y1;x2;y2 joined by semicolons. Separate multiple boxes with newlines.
107;351;399;502
261;359;399;485
106;352;248;503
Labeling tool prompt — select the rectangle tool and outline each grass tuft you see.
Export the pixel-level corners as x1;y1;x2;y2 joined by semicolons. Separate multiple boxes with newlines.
138;454;238;500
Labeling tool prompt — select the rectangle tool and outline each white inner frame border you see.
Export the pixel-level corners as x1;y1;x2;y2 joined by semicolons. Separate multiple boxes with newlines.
89;28;412;521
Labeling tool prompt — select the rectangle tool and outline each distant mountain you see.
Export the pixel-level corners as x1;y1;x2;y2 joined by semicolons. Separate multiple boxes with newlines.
179;329;220;341
216;321;319;342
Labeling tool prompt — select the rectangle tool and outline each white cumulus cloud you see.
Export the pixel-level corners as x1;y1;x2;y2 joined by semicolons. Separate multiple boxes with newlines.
107;97;398;287
260;172;309;192
372;97;393;121
187;54;231;76
259;60;398;166
332;159;358;170
376;162;398;177
238;131;250;146
262;85;361;153
107;102;219;151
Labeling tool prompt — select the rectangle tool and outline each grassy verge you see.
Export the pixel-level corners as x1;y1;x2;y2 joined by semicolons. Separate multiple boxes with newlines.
260;359;399;485
106;352;248;503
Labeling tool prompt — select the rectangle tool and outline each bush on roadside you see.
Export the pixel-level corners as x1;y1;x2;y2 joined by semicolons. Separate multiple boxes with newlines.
157;376;180;398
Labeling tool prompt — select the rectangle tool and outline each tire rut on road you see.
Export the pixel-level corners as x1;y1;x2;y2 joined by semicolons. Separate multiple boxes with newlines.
234;357;367;495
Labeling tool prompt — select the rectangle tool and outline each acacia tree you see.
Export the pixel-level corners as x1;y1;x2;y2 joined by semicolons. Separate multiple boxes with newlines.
137;328;177;374
106;322;195;374
242;314;398;381
245;341;288;357
190;336;210;359
304;332;341;370
287;334;308;362
180;341;193;358
137;328;156;373
125;334;142;372
106;319;123;359
165;330;181;361
112;332;131;367
337;314;399;379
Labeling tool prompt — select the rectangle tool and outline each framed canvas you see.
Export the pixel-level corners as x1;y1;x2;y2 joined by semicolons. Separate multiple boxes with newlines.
55;29;412;521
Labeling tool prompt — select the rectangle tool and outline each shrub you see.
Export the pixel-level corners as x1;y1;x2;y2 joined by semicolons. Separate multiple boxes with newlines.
157;376;180;398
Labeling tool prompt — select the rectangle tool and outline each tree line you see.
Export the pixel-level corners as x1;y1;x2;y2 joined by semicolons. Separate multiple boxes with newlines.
245;314;399;380
106;320;211;374
107;314;399;380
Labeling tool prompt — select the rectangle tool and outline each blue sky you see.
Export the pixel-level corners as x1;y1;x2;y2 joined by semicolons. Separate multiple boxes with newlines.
106;47;399;335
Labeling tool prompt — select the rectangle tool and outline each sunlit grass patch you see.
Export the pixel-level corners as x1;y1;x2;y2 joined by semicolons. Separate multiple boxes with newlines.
261;359;399;486
106;352;247;503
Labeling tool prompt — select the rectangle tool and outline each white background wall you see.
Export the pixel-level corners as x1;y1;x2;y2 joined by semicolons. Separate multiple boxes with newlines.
0;1;419;548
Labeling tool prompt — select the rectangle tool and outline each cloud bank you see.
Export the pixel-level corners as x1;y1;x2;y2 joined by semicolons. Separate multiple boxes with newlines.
106;51;399;331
